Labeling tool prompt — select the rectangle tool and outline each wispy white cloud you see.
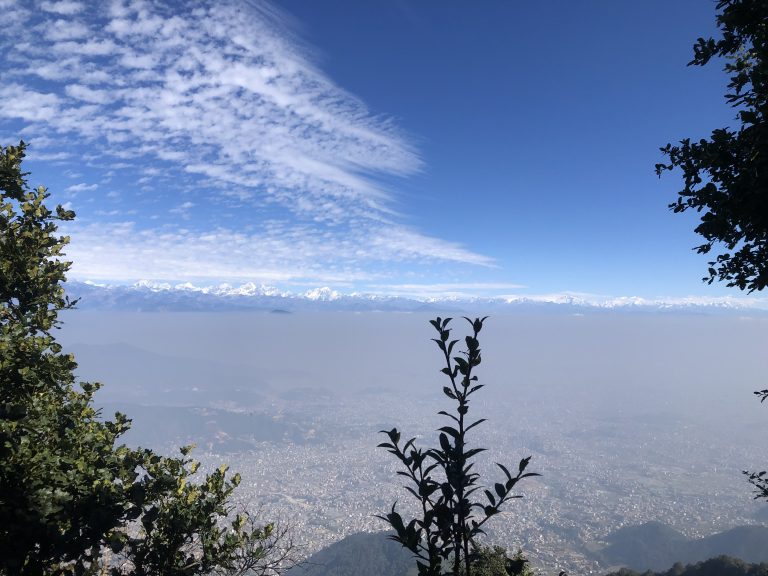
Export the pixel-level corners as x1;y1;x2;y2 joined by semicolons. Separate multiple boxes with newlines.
65;182;98;193
26;150;73;161
0;0;493;285
46;18;91;40
169;201;195;219
370;228;495;267
40;1;84;15
0;1;420;219
62;219;492;286
64;84;114;105
0;85;62;122
371;282;527;299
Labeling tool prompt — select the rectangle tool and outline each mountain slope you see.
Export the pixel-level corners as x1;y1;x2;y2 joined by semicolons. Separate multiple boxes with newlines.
285;532;414;576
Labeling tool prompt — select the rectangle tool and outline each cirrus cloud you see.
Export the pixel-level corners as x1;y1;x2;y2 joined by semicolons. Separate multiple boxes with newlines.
0;0;495;290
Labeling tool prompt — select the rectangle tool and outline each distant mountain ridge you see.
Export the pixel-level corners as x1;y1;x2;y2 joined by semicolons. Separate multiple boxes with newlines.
65;280;768;314
597;521;768;571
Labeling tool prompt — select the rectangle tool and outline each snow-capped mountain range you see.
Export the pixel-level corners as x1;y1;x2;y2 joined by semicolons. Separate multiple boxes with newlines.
64;280;768;315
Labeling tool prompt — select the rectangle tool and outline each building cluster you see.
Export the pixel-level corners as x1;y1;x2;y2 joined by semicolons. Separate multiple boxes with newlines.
191;393;762;575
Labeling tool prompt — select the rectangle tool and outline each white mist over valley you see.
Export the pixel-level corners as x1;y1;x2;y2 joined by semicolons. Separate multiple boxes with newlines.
58;310;768;574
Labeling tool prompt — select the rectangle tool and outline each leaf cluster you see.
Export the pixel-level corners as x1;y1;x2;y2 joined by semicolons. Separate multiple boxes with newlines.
656;0;768;292
457;546;534;576
377;317;538;576
108;451;280;576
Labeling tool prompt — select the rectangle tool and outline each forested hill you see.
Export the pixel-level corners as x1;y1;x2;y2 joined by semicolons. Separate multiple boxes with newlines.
604;555;768;576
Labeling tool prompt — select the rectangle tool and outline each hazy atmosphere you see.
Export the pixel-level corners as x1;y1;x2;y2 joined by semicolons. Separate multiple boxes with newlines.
3;1;768;575
60;311;768;419
55;310;768;573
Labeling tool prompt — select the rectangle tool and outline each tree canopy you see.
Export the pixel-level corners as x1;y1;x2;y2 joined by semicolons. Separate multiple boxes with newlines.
656;0;768;292
0;140;132;574
654;0;768;506
0;141;289;575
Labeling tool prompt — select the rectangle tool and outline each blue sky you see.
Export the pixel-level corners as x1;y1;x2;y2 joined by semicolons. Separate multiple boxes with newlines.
0;0;754;301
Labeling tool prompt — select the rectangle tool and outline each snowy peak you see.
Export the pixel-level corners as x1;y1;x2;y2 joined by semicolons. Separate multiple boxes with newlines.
66;281;768;314
303;287;342;301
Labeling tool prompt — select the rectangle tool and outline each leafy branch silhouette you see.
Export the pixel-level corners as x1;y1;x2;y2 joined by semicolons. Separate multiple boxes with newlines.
377;317;538;576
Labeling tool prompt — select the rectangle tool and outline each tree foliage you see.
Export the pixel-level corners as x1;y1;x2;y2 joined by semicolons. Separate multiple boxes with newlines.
0;142;291;575
0;140;133;574
604;555;768;576
458;547;533;576
377;317;538;576
744;389;768;499
655;0;768;507
655;0;768;292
